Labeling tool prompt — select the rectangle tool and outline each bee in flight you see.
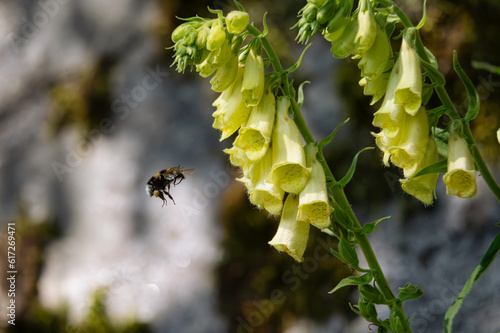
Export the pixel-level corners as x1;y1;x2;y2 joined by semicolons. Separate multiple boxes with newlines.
146;166;195;206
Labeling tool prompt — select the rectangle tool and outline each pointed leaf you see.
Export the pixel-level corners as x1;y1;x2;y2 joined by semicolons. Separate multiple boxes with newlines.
329;272;373;294
330;248;345;262
287;44;312;74
453;51;480;122
359;284;390;305
339;236;359;268
471;60;500;75
421;59;446;87
233;0;245;12
397;282;424;302
412;159;448;178
297;81;311;108
339;147;374;188
416;0;428;30
433;127;449;158
444;232;500;333
319;118;350;148
361;216;390;235
261;12;269;37
428;105;448;118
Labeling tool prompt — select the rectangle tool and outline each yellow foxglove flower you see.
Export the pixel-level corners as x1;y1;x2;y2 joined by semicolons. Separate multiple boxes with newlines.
212;65;252;140
394;35;422;116
241;48;265;107
269;194;310;262
354;0;376;55
267;97;311;194
358;25;392;80
206;19;226;51
297;144;333;229
443;132;477;198
226;11;249;34
242;148;284;215
389;106;429;177
224;145;251;172
359;67;390;105
389;106;429;176
210;53;239;92
400;136;439;205
233;89;276;161
330;14;358;59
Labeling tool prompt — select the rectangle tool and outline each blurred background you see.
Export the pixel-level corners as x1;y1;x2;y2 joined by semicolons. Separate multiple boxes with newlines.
0;0;500;332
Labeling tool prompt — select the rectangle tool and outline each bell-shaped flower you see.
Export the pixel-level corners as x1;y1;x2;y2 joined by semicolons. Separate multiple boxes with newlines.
241;48;265;107
212;65;252;140
443;132;477;198
358;25;392;80
297;144;333;229
269;194;310;262
394;34;422;116
226;11;249;34
267;97;311;194
224;145;251;173
206;19;226;51
389;106;429;177
210;52;239;92
233;89;276;161
354;0;376;55
241;148;284;215
359;64;391;105
400;136;439;205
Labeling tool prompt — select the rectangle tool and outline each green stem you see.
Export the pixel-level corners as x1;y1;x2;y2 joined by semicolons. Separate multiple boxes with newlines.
247;22;410;331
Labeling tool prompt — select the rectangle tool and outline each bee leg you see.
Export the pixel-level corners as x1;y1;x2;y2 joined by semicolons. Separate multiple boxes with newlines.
174;174;185;186
164;190;176;205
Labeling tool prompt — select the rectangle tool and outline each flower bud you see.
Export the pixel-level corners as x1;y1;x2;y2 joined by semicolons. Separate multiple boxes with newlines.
212;66;252;140
210;53;239;92
358;25;392;80
400;136;439;205
234;89;276;161
395;34;422;116
316;1;336;25
443;131;477;198
359;61;392;105
243;148;284;215
354;0;376;55
226;11;249;34
303;4;318;23
241;48;265;107
195;25;210;49
207;19;226;51
307;0;327;7
267;98;311;194
172;22;198;43
330;13;358;59
269;194;310;262
297;144;333;229
389;106;429;177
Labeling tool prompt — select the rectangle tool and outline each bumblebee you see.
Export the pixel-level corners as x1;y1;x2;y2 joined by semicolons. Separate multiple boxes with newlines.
146;166;195;206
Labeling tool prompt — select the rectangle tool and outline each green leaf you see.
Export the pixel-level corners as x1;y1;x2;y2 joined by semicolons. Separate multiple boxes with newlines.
471;60;500;75
261;12;269;37
287;43;312;74
397;282;424;302
339;236;359;268
420;58;446;87
428;105;448;118
433;127;449;158
359;284;390;305
412;159;448;178
330;248;345;262
453;51;480;122
297;81;311;108
416;0;428;30
361;216;390;235
339;147;374;188
319;118;350;148
329;272;373;294
444;232;500;333
233;0;245;12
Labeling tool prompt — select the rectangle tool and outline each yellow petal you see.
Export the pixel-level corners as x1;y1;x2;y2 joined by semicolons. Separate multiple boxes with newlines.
394;35;422;116
443;132;477;198
269;194;309;262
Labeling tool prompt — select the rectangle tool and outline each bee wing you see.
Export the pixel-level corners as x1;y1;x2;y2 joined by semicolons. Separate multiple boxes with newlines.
180;168;196;176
